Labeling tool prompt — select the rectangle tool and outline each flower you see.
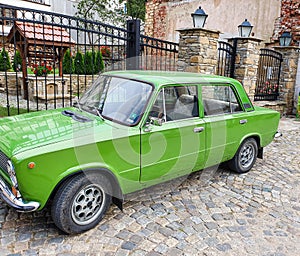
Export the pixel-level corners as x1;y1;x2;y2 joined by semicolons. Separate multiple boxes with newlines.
260;80;279;95
31;63;53;76
100;46;111;57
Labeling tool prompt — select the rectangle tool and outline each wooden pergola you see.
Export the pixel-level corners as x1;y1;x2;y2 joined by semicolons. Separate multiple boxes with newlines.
7;21;75;99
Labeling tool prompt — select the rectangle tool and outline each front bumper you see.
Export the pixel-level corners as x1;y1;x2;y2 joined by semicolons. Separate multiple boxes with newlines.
0;177;40;212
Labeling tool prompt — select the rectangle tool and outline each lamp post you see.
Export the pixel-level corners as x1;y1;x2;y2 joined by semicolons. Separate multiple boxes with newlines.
191;6;208;28
238;19;253;37
279;32;292;46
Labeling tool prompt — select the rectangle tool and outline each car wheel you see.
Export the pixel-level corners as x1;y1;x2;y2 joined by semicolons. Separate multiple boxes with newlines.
228;138;258;173
51;173;112;234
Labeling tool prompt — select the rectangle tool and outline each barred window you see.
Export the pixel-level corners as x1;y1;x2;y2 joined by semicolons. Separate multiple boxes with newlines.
25;0;50;5
0;9;16;26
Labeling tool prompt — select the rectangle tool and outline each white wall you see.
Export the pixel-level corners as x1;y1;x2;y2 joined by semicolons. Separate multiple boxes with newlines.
162;0;281;42
0;0;51;11
50;0;79;17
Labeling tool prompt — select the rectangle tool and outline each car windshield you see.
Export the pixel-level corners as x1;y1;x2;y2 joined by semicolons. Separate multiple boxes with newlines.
78;75;153;126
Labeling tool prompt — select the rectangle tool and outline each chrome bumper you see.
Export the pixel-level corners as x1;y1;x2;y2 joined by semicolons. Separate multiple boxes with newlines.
0;177;40;212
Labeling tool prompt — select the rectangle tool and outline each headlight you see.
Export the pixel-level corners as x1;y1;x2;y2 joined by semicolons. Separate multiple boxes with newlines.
7;160;18;188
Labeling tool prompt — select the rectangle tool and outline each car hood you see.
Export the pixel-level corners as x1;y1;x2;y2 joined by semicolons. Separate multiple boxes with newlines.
0;108;114;157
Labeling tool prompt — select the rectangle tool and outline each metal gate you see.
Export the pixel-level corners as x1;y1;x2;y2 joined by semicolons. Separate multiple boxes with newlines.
217;40;237;78
254;49;283;101
0;4;178;116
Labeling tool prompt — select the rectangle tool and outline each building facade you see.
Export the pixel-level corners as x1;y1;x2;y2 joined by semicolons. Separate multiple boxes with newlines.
271;0;300;46
0;0;80;40
145;0;281;43
0;0;79;17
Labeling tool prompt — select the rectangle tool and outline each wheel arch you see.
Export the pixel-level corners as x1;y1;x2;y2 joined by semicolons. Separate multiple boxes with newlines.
228;135;260;173
244;134;263;159
48;168;124;211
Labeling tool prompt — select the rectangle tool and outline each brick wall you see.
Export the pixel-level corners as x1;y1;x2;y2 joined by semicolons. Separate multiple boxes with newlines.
274;0;300;45
145;0;168;39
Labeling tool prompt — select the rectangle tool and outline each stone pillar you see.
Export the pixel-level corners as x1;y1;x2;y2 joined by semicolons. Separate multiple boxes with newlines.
228;37;263;98
273;46;300;114
177;28;220;74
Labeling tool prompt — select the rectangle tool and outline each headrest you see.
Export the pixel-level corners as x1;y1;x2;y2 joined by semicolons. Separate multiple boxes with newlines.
179;94;194;104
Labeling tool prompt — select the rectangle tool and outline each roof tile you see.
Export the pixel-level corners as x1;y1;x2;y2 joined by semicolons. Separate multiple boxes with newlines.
15;21;75;44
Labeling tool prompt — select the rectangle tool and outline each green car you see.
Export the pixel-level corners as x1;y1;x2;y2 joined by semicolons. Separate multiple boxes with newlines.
0;71;280;234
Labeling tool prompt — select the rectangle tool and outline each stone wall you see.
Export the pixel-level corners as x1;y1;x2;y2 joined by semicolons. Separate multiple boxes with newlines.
274;46;300;114
0;72;22;95
177;31;298;115
177;28;219;74
254;101;286;117
229;38;262;98
0;72;95;100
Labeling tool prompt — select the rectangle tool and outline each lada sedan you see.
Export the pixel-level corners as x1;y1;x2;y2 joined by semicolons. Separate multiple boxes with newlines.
0;71;280;234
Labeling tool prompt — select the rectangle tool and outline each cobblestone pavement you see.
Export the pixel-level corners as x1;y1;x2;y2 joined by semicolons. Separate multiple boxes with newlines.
0;117;299;256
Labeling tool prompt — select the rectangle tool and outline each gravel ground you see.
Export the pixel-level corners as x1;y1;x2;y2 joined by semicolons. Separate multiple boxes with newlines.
0;117;299;256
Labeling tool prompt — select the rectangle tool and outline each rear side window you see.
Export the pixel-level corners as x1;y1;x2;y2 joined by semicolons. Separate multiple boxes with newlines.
202;85;243;116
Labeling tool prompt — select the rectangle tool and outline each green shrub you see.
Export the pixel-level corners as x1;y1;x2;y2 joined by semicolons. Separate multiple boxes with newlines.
73;50;104;75
74;51;84;75
95;50;104;73
0;48;12;71
62;49;74;74
84;51;94;75
13;50;22;72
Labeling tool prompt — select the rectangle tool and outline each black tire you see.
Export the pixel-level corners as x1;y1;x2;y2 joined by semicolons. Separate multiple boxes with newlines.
228;138;258;173
51;173;112;234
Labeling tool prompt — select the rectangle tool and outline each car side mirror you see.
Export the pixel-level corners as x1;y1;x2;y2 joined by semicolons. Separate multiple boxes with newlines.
144;116;164;132
149;116;164;126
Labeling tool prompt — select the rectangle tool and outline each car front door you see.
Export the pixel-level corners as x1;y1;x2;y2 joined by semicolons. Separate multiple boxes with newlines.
140;85;206;184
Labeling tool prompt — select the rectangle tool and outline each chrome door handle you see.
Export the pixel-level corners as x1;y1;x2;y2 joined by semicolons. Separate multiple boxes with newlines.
240;119;248;124
194;127;205;133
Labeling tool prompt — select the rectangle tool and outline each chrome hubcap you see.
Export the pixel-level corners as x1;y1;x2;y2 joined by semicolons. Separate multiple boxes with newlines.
71;184;105;225
240;143;255;169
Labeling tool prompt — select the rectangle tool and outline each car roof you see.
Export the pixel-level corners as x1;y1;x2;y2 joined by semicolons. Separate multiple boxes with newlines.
103;70;239;88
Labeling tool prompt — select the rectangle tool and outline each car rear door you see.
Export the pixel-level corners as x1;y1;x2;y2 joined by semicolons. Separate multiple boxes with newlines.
200;84;249;167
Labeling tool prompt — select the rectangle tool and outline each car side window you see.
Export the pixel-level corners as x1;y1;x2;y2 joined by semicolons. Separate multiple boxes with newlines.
202;85;243;116
149;85;199;122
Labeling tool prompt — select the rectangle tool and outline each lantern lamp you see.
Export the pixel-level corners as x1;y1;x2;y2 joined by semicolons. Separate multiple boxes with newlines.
279;32;292;46
238;19;253;37
191;6;208;28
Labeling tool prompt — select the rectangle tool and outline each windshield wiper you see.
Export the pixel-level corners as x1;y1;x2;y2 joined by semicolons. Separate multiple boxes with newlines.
75;103;104;121
73;99;83;112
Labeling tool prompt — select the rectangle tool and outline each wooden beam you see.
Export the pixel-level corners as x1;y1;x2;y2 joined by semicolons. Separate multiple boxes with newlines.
16;41;29;100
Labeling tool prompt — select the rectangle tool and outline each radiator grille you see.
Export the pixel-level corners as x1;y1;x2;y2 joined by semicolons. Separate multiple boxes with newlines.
0;150;9;175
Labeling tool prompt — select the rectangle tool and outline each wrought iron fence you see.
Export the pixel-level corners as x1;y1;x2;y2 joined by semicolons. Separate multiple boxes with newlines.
0;4;178;116
217;40;237;78
254;49;283;101
140;35;178;71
